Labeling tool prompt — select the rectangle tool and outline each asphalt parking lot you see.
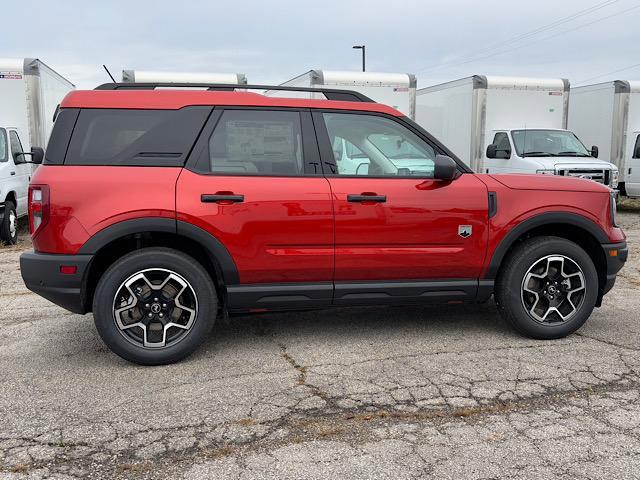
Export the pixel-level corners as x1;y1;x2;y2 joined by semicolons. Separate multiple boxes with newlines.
1;208;639;480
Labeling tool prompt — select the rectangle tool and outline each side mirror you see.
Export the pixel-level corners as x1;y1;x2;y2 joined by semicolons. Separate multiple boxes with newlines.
591;145;599;158
433;154;457;181
16;147;44;165
486;144;497;159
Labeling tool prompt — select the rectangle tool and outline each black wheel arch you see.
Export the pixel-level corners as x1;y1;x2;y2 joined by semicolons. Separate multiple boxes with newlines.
486;211;610;303
79;218;239;312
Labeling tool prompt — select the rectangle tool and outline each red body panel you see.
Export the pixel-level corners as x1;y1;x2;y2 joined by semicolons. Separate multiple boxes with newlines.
476;174;625;278
30;165;180;254
175;170;334;284
327;175;489;280
60;90;402;117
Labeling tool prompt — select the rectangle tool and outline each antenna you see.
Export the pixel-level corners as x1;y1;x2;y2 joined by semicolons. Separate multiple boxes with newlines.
102;65;116;83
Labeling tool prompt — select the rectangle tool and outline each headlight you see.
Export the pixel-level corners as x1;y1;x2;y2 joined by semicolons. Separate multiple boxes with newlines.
612;169;619;188
536;169;555;175
610;191;618;227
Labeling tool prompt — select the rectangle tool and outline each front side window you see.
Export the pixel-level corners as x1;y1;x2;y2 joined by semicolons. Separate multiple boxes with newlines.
511;130;590;157
0;129;7;162
9;131;23;160
633;135;640;159
207;110;304;175
322;113;435;177
492;132;511;159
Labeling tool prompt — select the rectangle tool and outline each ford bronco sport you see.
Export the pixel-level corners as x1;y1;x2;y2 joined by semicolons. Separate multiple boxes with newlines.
20;83;628;365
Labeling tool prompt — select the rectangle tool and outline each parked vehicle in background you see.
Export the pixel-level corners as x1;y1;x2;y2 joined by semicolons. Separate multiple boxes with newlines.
266;70;417;119
415;75;618;190
20;82;627;365
569;81;640;198
0;58;74;244
122;70;247;85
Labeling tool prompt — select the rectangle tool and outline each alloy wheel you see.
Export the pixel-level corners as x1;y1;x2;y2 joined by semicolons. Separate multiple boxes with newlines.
521;255;586;324
112;268;198;348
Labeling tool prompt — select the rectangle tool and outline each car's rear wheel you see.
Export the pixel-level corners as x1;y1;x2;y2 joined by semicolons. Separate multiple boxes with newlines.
1;201;18;245
93;247;217;365
495;236;598;339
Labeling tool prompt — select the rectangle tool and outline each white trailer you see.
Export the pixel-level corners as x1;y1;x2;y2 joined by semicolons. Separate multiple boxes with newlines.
569;81;640;198
415;75;618;190
122;70;247;85
0;58;74;244
267;70;417;119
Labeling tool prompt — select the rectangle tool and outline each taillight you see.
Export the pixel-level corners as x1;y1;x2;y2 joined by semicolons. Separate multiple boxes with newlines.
29;185;50;235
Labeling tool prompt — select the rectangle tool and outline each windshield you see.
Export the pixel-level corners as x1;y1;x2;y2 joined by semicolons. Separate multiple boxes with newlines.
511;130;591;157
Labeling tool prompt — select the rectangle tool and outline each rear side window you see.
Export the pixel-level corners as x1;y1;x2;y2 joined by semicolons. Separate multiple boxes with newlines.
65;106;210;166
0;129;7;162
205;110;304;175
633;135;640;159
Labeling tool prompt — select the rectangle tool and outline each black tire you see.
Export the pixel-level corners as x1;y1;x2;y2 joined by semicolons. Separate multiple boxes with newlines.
93;247;217;365
495;236;598;339
0;200;18;245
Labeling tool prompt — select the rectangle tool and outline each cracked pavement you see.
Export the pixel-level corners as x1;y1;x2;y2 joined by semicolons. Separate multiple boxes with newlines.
1;210;639;479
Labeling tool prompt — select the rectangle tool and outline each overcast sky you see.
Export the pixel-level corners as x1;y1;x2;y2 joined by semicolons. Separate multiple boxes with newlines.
1;0;638;89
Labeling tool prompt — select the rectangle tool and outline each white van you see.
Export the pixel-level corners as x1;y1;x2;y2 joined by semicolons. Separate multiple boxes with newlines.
0;58;74;244
569;80;640;198
415;75;618;189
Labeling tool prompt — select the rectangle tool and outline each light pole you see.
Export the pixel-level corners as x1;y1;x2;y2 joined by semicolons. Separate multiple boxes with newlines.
352;45;365;72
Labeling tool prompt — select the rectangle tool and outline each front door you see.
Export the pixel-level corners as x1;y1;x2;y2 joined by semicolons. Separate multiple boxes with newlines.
313;111;488;302
7;129;30;217
177;108;334;309
625;132;640;197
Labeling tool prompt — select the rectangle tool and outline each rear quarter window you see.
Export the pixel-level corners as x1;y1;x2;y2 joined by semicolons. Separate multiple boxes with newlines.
64;107;211;166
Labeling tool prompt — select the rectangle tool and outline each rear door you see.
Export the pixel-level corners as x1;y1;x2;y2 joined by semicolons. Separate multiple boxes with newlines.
177;108;334;309
313;110;488;302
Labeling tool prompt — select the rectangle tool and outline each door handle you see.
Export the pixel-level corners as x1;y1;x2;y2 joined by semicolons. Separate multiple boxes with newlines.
201;193;244;203
347;193;386;203
10;171;15;176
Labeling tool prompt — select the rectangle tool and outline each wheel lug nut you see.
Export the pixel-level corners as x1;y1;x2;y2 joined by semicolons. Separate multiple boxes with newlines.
145;303;150;308
154;298;159;302
159;313;164;318
162;303;167;308
148;313;153;318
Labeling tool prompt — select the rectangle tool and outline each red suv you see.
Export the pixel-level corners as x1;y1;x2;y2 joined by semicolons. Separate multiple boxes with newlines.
20;83;627;365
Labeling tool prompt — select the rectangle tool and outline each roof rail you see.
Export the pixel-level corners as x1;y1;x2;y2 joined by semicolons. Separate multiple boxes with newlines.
94;82;376;103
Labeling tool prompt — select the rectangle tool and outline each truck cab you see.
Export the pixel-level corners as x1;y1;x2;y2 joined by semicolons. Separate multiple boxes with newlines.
624;130;640;197
485;128;619;190
0;127;33;243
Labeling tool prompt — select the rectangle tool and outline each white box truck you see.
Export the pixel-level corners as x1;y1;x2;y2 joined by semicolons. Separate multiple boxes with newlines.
122;70;247;85
0;58;74;244
266;70;417;119
415;75;618;190
569;81;640;198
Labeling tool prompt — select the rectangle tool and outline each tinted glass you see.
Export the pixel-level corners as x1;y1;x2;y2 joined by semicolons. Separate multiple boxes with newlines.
207;110;304;175
0;129;6;162
65;107;210;166
44;109;79;165
323;113;435;177
634;135;640;158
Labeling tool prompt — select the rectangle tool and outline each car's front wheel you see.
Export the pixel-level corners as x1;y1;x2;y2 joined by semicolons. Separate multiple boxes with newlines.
93;247;217;365
495;236;599;339
1;200;18;245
